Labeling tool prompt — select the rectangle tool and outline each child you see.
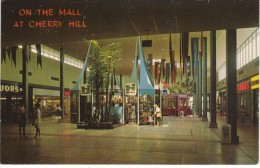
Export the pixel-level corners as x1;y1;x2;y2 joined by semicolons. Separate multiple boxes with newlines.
148;112;154;125
32;104;41;138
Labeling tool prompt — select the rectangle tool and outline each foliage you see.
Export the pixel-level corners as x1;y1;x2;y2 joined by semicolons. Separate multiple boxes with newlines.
169;80;194;95
101;42;122;122
87;41;122;123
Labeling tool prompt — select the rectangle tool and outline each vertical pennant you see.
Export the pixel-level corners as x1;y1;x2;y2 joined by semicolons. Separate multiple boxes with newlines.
27;45;31;61
154;62;160;85
182;32;189;76
169;34;173;73
165;63;170;84
36;44;42;69
1;47;6;63
186;56;191;84
147;54;153;75
6;47;11;60
191;38;199;79
171;51;176;84
160;59;165;81
22;45;29;63
11;46;18;67
130;39;138;83
113;69;117;85
179;33;182;72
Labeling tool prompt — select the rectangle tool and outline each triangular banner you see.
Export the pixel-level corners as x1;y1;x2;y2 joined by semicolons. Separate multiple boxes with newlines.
72;42;92;91
138;37;154;96
1;47;6;63
36;44;42;69
11;46;18;67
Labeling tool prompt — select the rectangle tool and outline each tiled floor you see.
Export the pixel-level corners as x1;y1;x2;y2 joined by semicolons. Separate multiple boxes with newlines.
1;115;259;165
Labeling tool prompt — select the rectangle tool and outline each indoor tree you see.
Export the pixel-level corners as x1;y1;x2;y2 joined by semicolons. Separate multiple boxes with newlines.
101;42;122;122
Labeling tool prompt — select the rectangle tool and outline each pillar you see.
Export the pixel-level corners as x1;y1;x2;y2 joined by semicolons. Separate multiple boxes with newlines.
60;47;64;119
210;30;218;128
198;52;202;116
202;38;208;121
22;45;29;119
226;29;239;144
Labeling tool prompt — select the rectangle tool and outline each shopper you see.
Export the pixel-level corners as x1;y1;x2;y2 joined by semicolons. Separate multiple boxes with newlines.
32;104;41;138
153;104;162;126
18;102;28;139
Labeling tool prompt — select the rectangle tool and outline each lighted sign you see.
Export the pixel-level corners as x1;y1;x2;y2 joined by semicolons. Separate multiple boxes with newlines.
64;90;71;96
237;81;250;92
0;84;22;92
251;75;259;90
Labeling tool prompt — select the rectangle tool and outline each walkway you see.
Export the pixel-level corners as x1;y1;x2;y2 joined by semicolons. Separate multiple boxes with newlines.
1;115;259;165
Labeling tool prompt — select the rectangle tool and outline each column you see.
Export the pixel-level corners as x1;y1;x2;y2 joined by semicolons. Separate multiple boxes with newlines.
226;29;239;144
202;38;208;121
60;47;64;119
198;52;202;116
22;45;29;119
210;30;218;128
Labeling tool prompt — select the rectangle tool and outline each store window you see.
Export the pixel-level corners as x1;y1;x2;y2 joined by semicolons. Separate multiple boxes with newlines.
257;29;260;58
0;83;23;123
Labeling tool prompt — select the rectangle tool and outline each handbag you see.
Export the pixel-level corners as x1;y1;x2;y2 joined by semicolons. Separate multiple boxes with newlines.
156;112;162;118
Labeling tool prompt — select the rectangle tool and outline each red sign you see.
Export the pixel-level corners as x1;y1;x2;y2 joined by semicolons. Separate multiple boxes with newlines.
64;90;71;96
237;81;250;92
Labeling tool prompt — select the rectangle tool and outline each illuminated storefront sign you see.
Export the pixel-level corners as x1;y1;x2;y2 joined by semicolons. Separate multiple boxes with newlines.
251;75;259;89
64;90;71;96
0;84;22;92
237;81;250;92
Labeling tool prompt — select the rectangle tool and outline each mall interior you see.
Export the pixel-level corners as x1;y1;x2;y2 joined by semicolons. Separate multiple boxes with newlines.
1;0;260;165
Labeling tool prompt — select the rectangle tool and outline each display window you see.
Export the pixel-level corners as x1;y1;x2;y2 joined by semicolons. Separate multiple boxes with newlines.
0;82;23;123
139;89;154;125
125;95;137;124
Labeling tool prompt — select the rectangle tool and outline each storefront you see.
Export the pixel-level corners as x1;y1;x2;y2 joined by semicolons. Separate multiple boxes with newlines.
162;94;191;116
251;75;259;126
1;80;70;123
33;88;71;119
33;88;70;118
237;75;259;126
1;82;24;123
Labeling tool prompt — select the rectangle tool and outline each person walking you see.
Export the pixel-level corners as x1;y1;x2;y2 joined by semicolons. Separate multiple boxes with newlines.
18;102;28;139
153;104;162;126
32;103;41;138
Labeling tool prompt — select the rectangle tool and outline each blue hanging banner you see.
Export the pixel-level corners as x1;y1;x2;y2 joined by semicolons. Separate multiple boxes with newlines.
138;37;154;96
130;38;138;84
72;42;92;91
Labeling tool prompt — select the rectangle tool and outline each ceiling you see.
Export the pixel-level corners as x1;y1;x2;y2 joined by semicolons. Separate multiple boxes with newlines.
1;0;259;75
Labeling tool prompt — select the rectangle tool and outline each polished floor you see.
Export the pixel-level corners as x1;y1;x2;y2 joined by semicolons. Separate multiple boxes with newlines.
1;114;259;165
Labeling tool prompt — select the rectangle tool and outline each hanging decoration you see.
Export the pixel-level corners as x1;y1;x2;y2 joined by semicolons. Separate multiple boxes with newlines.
130;38;138;84
11;46;18;67
147;53;153;75
165;63;170;84
191;38;199;78
36;44;42;69
22;45;31;63
138;36;154;96
182;32;189;76
160;58;166;82
154;62;160;84
6;47;11;60
72;42;92;91
186;56;191;84
169;34;176;84
1;48;6;63
179;33;183;81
